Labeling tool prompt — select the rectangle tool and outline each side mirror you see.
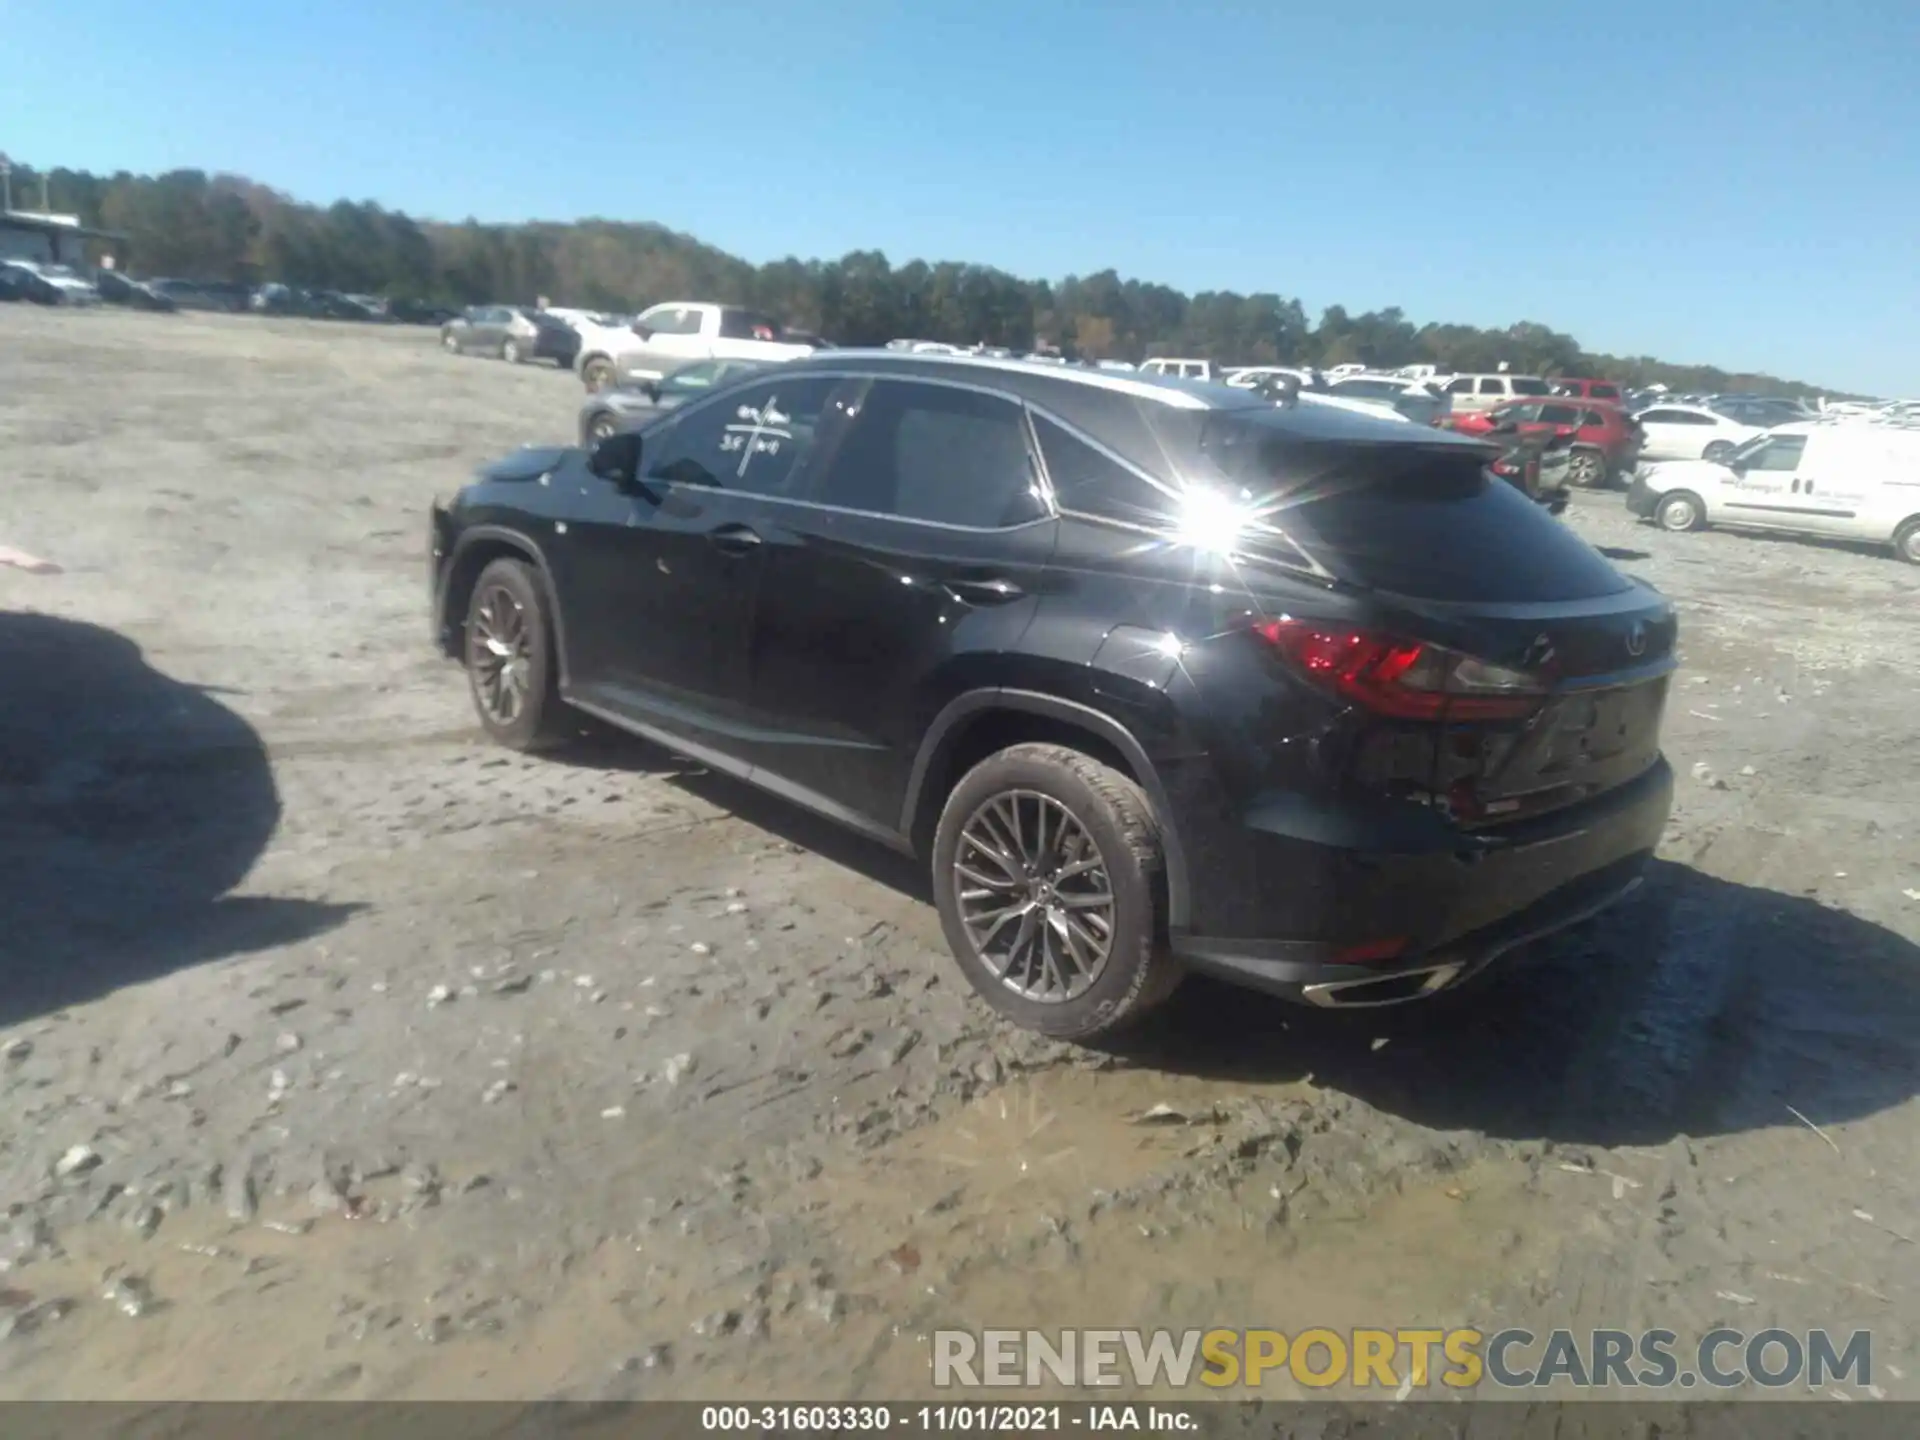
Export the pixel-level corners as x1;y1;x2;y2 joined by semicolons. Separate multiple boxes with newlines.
630;322;653;339
588;430;644;491
641;380;661;402
1489;418;1519;434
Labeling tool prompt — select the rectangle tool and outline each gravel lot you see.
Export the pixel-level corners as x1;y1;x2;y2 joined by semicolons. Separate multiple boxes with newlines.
1;306;1916;1401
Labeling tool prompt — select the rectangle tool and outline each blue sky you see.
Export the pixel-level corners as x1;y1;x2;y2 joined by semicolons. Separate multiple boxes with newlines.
4;0;1917;395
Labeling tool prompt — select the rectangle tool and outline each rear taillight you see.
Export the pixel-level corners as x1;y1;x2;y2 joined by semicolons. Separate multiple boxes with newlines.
1253;619;1548;721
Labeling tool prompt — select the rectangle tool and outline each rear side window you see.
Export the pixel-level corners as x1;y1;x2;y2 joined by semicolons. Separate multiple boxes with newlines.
1539;403;1582;425
1582;408;1610;427
1192;415;1630;601
1591;384;1620;400
813;380;1047;528
1034;415;1158;523
1477;378;1505;395
1509;378;1551;396
718;308;780;340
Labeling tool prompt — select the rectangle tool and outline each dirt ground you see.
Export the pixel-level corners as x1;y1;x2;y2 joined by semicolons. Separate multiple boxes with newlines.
0;306;1916;1403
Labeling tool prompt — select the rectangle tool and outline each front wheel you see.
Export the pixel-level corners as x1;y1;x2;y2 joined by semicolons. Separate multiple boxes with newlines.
463;558;570;751
1657;491;1707;533
581;355;615;391
931;743;1182;1040
583;411;620;447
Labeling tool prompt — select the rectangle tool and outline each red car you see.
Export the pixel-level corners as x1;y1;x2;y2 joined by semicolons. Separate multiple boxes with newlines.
1440;398;1641;487
1549;377;1628;405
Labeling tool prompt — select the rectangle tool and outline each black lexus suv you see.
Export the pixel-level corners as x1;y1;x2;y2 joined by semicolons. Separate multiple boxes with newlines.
430;352;1676;1038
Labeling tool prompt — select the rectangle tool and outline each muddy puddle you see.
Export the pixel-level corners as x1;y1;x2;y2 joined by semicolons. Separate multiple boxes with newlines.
0;1067;1565;1400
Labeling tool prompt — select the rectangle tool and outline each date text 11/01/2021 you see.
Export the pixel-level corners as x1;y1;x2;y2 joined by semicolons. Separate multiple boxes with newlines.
699;1405;1197;1432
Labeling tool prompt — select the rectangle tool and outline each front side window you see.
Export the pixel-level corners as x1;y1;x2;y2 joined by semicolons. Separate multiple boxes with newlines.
813;380;1046;528
1445;377;1475;395
643;377;837;497
1477;378;1506;395
639;305;698;336
1743;435;1808;472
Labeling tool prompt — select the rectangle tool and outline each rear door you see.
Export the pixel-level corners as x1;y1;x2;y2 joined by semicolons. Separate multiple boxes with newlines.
741;376;1056;830
1637;407;1712;461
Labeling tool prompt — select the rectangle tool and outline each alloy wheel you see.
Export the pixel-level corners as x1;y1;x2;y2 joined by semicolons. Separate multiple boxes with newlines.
1570;451;1604;487
1659;496;1700;532
952;790;1116;1002
469;584;532;724
590;414;618;443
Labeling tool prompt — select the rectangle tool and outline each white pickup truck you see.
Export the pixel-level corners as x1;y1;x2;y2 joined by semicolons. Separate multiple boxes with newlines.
573;301;819;391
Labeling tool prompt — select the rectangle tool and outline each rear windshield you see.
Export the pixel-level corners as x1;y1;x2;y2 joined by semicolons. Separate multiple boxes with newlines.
1187;414;1630;601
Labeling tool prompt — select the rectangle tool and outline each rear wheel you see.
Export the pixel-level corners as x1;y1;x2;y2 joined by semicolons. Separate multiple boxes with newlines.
1702;440;1735;463
463;558;569;752
1568;448;1607;488
931;743;1181;1040
581;355;615;391
584;411;620;446
1894;518;1920;565
1657;491;1707;533
442;330;460;353
502;337;524;364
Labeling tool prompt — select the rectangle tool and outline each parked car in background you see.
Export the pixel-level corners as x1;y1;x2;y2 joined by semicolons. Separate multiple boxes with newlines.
572;302;819;391
0;260;102;305
146;279;226;311
1632;403;1765;463
440;305;580;367
1711;396;1814;429
575;358;774;446
1550;378;1627;404
1324;373;1448;425
1441;399;1641;487
1223;365;1321;391
431;349;1676;1037
387;298;460;326
1629;422;1920;562
1137;357;1218;381
92;269;176;311
1489;431;1576;514
1439;373;1553;415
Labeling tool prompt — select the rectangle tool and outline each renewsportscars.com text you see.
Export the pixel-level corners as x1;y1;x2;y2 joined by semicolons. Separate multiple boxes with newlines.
932;1327;1873;1391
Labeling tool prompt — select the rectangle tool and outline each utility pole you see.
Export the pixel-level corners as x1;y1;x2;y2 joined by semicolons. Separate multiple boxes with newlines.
0;154;12;212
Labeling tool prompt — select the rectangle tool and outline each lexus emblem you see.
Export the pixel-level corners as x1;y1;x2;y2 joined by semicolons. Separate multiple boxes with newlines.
1625;621;1648;658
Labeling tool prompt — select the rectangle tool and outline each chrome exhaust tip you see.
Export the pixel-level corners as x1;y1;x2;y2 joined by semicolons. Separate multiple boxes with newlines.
1301;961;1464;1009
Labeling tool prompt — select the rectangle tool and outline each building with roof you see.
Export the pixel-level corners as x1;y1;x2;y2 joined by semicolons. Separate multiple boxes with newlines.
0;209;126;268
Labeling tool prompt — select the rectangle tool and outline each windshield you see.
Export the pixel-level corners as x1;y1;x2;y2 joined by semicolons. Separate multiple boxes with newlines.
660;361;724;394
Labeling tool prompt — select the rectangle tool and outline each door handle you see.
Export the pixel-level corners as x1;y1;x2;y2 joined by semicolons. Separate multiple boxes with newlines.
707;523;763;555
944;576;1025;604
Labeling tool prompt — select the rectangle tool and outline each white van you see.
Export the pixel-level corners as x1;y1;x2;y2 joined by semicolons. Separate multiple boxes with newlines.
1138;357;1217;382
1627;421;1920;562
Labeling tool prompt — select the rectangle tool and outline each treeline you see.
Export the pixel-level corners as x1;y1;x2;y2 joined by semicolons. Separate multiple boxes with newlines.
12;161;1853;398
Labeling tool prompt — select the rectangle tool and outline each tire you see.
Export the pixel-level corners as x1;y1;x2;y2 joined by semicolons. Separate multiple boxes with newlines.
1894;518;1920;565
931;743;1182;1040
502;337;524;364
583;411;620;447
442;330;460;353
1568;448;1607;488
1657;491;1707;533
462;558;569;752
1702;440;1734;463
581;355;615;392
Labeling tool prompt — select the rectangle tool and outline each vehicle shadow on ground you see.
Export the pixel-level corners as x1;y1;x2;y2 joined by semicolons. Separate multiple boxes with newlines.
0;612;359;1027
1105;858;1920;1148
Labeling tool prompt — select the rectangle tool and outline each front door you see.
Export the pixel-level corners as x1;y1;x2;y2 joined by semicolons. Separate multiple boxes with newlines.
742;377;1056;832
558;375;842;745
